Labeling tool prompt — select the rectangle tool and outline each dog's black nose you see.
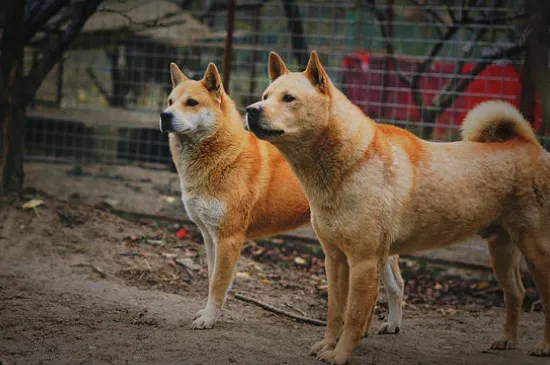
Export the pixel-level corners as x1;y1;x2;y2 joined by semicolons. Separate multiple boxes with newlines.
246;104;262;124
160;112;173;132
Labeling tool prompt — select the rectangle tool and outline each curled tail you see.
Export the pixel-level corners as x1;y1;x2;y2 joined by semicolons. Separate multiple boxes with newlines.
461;100;540;146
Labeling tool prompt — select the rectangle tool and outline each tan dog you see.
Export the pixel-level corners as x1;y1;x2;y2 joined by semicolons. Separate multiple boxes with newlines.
159;62;404;332
246;51;550;364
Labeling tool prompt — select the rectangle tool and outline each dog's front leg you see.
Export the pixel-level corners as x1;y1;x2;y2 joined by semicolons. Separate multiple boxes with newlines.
191;234;243;329
318;257;380;365
194;222;215;282
191;223;216;323
310;246;349;357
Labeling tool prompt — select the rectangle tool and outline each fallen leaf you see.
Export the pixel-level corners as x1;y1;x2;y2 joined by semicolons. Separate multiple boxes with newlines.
22;199;44;209
160;195;176;204
294;257;307;265
260;279;271;285
104;198;120;207
440;308;457;316
146;239;165;246
184;249;197;257
175;258;201;271
176;228;188;239
235;271;251;278
477;281;490;289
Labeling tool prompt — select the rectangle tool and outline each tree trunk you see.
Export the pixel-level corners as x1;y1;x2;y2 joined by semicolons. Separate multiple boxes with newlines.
282;0;308;68
521;0;550;148
0;0;26;195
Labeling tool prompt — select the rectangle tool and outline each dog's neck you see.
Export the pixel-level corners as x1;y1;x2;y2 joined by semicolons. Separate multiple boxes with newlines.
169;96;248;198
277;89;377;206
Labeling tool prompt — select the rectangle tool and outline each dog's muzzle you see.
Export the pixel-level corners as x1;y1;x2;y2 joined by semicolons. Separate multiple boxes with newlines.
245;104;284;139
159;111;174;133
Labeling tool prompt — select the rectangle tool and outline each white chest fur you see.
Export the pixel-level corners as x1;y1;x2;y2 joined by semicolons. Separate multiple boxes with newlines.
182;195;225;234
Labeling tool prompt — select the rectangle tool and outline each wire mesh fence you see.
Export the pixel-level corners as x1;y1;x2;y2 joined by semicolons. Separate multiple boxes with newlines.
23;0;545;168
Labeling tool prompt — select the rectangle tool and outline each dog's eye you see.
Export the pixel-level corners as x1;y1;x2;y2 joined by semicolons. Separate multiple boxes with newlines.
282;94;295;103
262;93;268;101
186;99;199;107
168;99;173;106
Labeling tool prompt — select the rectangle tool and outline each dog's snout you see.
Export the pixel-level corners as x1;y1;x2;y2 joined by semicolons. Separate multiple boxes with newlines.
159;111;174;132
160;112;173;123
246;104;262;124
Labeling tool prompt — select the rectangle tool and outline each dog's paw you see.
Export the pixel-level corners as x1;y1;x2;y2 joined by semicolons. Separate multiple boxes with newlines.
529;341;550;356
309;339;336;356
378;321;400;335
489;336;516;351
190;308;218;329
316;349;351;365
193;309;206;320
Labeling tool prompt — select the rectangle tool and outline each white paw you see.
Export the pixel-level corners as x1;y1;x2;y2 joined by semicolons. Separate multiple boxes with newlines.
378;321;400;334
190;307;219;329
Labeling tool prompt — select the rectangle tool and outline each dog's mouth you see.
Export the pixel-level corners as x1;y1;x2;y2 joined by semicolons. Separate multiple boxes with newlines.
247;121;284;139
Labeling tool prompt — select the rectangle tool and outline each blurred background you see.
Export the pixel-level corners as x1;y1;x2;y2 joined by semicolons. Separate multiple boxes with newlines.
17;0;547;168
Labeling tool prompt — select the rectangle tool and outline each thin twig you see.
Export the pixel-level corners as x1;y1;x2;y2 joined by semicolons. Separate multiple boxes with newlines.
143;257;152;271
284;301;307;317
86;67;112;105
91;264;107;278
234;293;326;326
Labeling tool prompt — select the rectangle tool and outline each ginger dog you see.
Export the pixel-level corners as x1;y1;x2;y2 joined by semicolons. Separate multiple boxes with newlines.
246;51;550;364
159;62;404;332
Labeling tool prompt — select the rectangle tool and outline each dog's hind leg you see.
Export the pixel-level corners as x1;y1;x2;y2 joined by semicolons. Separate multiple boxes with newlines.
516;230;550;356
487;227;525;351
378;255;404;335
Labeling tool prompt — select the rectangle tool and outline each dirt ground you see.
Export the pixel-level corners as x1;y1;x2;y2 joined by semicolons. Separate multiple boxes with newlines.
23;162;498;269
0;187;548;365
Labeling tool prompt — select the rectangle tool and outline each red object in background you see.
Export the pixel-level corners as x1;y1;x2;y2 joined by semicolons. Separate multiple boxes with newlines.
341;52;544;139
176;228;188;239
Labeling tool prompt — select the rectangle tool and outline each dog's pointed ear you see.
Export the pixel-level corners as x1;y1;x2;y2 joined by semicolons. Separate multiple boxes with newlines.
202;62;224;98
268;51;289;82
304;51;330;95
170;63;187;88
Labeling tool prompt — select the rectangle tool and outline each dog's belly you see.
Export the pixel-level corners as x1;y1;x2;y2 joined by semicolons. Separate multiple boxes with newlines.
390;228;481;255
388;146;524;255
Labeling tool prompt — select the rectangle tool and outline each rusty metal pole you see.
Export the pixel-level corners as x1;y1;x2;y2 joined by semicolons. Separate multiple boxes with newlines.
380;0;393;121
248;6;262;104
222;0;236;92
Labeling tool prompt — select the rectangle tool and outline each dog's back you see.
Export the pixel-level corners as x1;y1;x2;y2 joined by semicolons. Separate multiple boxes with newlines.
390;101;548;254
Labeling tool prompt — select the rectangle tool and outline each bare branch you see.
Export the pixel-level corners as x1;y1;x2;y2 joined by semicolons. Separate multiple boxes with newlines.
234;293;326;326
86;67;112;105
409;24;460;117
365;0;412;88
429;45;523;120
446;3;457;24
24;0;104;102
95;8;178;31
23;0;71;43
